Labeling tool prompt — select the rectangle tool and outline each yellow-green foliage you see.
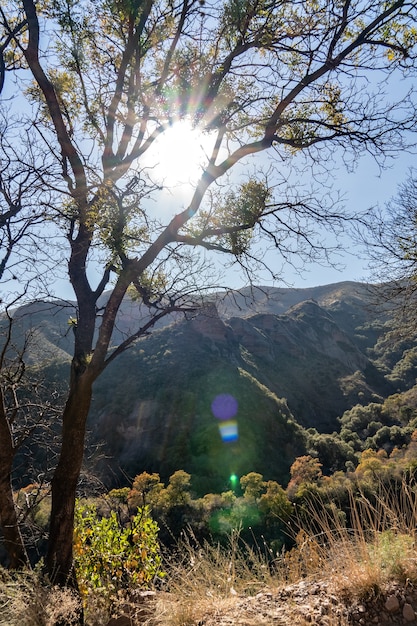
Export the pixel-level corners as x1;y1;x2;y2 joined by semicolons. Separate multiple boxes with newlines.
73;502;163;603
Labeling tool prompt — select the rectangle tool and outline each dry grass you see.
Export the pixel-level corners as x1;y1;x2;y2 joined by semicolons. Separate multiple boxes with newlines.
278;479;417;601
2;480;417;625
153;530;277;626
153;480;417;625
0;567;81;626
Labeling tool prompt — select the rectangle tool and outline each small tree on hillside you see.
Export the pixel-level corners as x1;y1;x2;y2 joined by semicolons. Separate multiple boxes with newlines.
240;471;265;501
0;0;416;595
287;455;323;498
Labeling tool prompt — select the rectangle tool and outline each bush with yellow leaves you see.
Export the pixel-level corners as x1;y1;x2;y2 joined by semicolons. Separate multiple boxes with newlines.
73;501;163;605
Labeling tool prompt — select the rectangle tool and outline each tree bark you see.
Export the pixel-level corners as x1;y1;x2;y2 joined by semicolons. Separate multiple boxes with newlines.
46;371;93;586
0;478;28;568
0;395;29;568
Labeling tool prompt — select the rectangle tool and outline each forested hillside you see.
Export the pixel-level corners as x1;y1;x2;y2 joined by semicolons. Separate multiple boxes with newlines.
5;281;417;494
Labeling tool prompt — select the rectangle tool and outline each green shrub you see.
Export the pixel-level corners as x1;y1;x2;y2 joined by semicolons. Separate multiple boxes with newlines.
73;502;163;604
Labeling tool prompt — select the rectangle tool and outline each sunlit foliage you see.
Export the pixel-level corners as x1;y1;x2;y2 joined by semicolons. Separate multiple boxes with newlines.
73;502;162;603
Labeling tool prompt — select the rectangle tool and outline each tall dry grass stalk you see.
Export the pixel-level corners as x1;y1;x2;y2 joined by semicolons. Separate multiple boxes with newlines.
154;530;277;626
279;478;417;600
0;567;81;626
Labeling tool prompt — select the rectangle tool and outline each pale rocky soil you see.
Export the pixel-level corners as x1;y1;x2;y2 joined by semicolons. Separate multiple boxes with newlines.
108;580;417;626
198;580;417;626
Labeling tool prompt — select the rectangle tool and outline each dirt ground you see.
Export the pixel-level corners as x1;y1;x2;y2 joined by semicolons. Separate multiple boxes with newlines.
109;579;417;626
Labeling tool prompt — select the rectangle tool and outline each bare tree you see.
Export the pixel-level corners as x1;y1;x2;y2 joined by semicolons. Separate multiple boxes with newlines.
0;0;416;593
0;5;28;94
0;303;29;568
0;298;66;568
362;170;417;329
0;94;67;570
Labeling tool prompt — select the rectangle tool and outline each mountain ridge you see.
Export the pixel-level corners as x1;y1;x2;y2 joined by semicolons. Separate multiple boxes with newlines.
3;281;415;492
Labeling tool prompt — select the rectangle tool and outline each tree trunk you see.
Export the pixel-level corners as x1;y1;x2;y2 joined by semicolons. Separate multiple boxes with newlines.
46;371;93;586
0;397;29;568
0;476;29;568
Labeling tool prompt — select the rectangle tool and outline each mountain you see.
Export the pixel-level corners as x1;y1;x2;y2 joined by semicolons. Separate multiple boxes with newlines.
3;281;416;493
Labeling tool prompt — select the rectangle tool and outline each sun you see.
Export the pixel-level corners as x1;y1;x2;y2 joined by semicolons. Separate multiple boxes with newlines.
145;120;214;188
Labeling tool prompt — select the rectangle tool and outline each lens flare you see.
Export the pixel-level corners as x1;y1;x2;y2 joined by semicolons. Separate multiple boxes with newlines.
211;394;238;420
218;420;238;442
211;393;239;445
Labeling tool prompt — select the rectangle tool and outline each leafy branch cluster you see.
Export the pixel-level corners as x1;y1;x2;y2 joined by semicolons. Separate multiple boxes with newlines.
73;502;162;605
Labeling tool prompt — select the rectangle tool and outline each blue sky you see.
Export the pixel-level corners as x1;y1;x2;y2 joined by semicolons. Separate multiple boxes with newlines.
216;140;415;290
2;51;415;297
284;150;414;288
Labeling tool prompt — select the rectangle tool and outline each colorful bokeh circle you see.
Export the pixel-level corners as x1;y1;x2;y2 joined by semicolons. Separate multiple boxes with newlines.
211;393;238;420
